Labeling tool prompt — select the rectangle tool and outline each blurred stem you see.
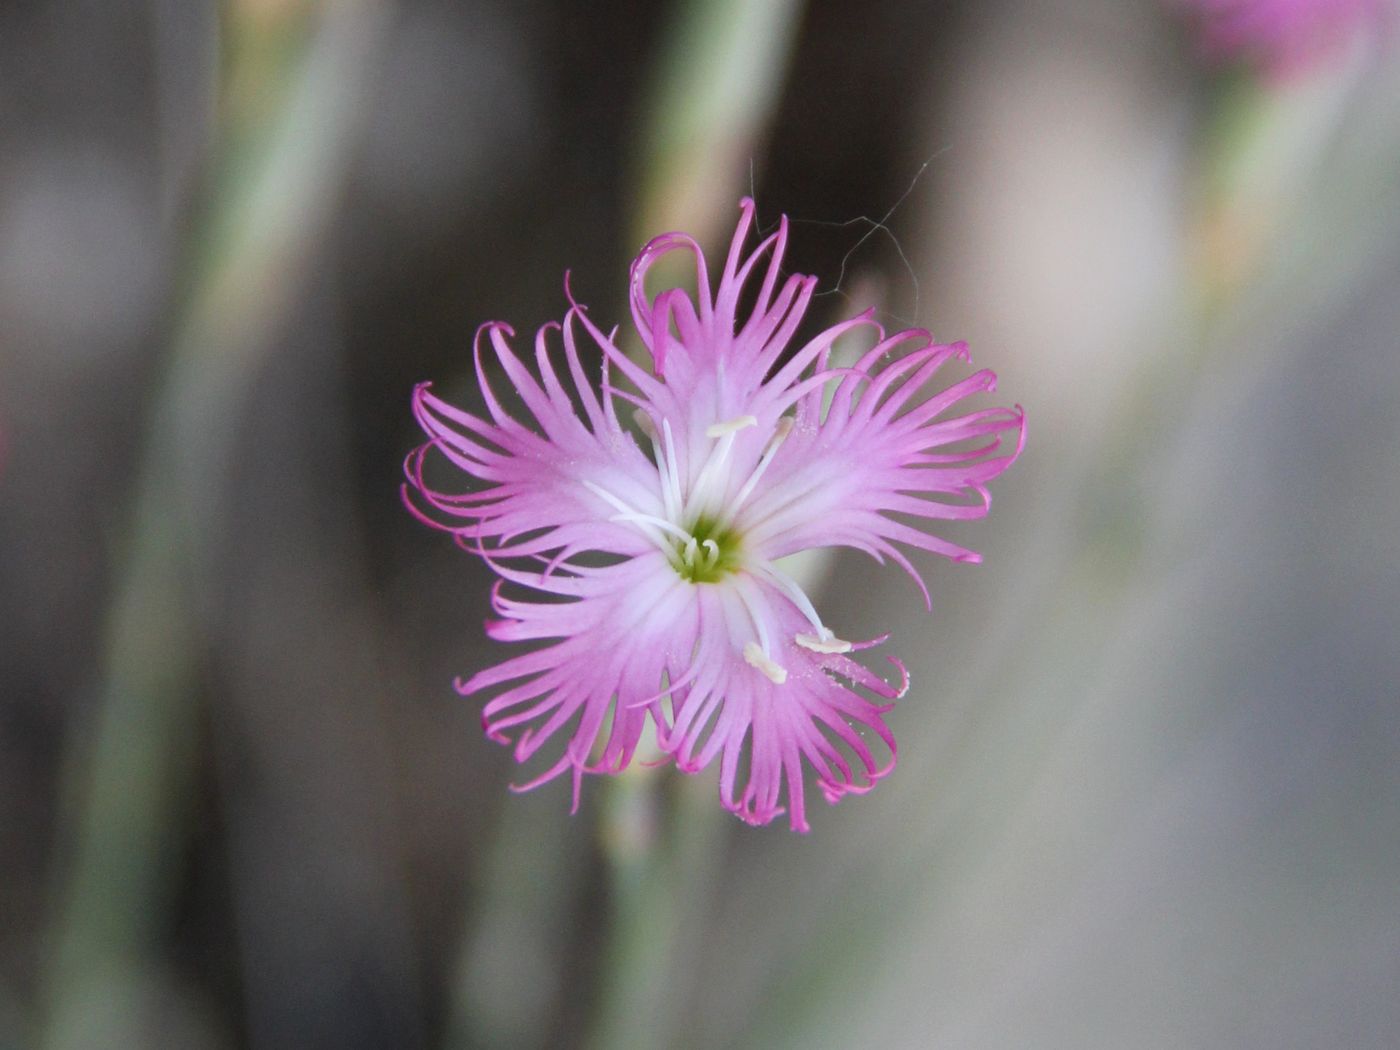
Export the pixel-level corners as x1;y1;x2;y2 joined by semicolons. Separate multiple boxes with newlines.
41;3;383;1046
41;469;205;1050
630;0;804;246
443;801;590;1050
586;773;724;1050
586;2;806;1047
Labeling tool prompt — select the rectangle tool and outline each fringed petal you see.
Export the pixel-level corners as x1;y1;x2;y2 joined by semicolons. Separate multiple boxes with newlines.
459;554;700;805
404;320;666;562
660;580;900;832
734;336;1026;597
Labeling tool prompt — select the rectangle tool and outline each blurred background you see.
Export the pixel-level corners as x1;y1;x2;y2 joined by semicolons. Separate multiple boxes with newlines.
3;0;1399;1047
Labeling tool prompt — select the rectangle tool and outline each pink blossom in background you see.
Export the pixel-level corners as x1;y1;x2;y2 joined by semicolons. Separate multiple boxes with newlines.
405;200;1024;831
1181;0;1391;74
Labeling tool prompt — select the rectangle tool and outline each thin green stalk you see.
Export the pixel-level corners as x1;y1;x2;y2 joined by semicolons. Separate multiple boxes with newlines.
41;4;385;1046
586;3;806;1048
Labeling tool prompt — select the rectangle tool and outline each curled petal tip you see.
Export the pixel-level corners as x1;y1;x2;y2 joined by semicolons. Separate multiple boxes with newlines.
887;657;911;699
562;269;583;306
474;319;511;340
483;618;512;640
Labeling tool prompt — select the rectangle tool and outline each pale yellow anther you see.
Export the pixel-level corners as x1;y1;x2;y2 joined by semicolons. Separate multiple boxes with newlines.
743;642;788;685
632;409;657;440
705;415;758;438
796;632;852;654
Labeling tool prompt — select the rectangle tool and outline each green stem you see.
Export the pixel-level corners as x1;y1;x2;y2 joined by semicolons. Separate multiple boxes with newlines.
40;4;385;1046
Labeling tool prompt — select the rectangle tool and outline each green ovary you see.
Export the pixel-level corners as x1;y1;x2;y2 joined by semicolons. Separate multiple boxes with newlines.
672;515;743;583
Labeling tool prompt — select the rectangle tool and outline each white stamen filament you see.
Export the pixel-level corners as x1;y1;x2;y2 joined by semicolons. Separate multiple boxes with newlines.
726;416;794;516
733;579;775;655
661;419;684;522
689;429;739;509
583;478;640;517
732;577;791;686
584;479;692;552
611;511;693;542
705;414;758;438
744;642;788;684
757;563;828;635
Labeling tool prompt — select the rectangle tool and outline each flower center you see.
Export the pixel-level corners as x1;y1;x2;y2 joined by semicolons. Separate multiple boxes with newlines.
672;514;743;584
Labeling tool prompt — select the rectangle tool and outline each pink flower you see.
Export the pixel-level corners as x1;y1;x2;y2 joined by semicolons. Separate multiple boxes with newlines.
1180;0;1391;74
405;200;1024;831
